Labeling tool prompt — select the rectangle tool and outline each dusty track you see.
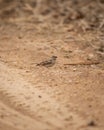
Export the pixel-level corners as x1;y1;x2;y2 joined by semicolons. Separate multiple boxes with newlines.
0;22;104;130
0;61;86;130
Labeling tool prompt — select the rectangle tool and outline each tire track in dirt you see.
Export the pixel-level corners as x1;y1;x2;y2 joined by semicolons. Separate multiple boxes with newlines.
0;61;86;130
0;101;48;130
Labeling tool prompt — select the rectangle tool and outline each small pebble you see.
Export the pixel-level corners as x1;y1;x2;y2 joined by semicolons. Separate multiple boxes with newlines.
73;68;77;71
38;95;42;98
87;120;96;127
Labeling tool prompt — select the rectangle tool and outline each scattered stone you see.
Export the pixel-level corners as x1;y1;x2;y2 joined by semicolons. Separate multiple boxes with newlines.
18;36;22;39
87;120;96;127
38;95;42;98
73;68;77;71
0;114;4;118
25;70;30;73
88;104;92;108
98;45;104;52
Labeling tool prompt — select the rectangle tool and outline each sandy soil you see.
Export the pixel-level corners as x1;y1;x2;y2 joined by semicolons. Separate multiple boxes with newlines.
0;1;104;130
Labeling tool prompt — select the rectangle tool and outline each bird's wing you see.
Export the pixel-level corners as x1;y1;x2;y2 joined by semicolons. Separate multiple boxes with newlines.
37;59;52;66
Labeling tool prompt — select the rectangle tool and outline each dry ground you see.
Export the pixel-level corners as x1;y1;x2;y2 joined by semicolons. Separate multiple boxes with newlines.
0;0;104;130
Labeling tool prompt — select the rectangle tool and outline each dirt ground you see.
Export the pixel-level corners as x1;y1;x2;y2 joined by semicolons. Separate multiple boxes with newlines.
0;0;104;130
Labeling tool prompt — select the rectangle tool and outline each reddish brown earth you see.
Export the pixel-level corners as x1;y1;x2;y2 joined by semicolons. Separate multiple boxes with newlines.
0;1;104;130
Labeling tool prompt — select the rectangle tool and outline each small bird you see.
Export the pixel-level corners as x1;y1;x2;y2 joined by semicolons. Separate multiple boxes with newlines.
36;56;57;67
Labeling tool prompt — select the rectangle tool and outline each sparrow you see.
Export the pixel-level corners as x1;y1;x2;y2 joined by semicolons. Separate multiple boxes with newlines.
36;56;57;67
